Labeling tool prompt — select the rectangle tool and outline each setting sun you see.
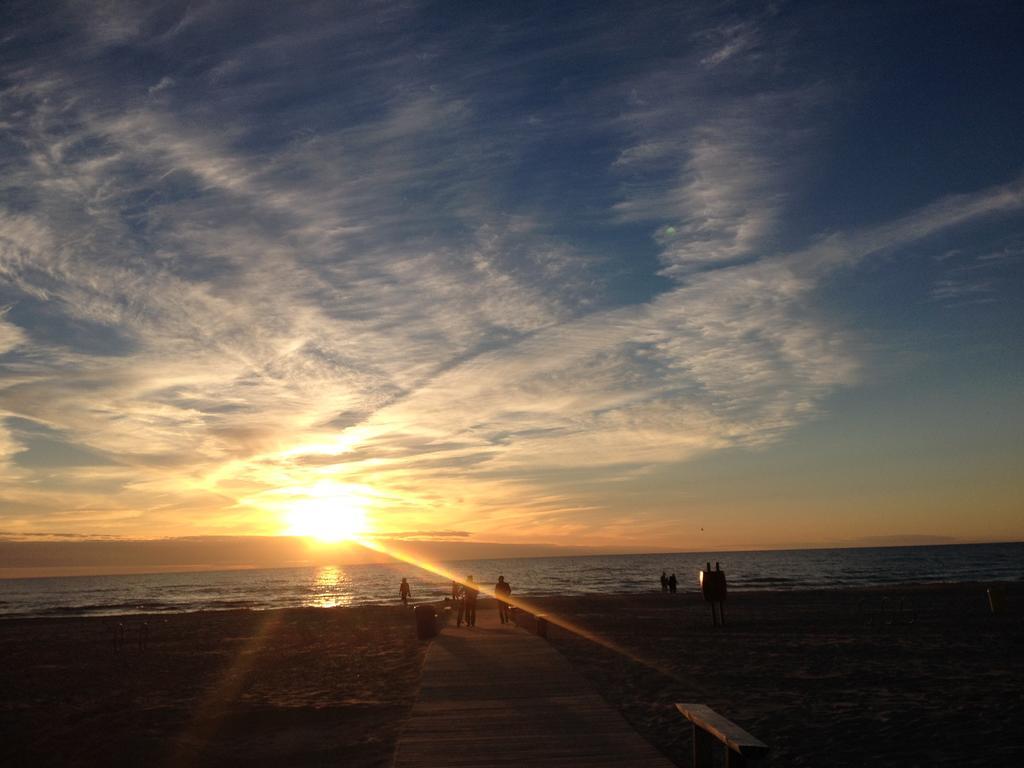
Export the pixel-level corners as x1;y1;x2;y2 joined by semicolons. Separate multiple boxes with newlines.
283;492;368;543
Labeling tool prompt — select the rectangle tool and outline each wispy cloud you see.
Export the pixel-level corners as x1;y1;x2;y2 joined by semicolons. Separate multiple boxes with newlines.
1;1;1021;546
929;241;1023;307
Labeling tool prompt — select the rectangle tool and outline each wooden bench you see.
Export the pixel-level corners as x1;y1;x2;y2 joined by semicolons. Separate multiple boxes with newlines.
676;703;768;767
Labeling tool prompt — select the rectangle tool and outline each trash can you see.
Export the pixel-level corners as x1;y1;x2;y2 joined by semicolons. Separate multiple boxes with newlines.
987;585;1006;615
415;604;438;639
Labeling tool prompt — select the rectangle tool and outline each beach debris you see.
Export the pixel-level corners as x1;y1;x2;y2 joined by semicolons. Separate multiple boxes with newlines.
987;584;1006;615
858;596;916;627
109;618;150;658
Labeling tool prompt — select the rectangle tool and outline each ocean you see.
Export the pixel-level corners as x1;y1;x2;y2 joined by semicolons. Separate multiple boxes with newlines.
1;542;1020;618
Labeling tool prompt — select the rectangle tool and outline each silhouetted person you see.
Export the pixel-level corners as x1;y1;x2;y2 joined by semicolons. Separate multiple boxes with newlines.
464;575;479;627
453;580;466;626
660;571;668;592
668;573;677;593
495;575;512;624
701;562;727;626
399;577;411;606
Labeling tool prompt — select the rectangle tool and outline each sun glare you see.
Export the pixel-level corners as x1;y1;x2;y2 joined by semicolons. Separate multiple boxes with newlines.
283;493;368;543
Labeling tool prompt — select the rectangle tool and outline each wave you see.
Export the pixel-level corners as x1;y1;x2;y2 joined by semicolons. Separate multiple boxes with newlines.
196;599;263;610
735;576;799;585
33;600;179;616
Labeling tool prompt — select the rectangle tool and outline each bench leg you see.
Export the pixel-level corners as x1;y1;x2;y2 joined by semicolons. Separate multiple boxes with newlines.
693;725;714;768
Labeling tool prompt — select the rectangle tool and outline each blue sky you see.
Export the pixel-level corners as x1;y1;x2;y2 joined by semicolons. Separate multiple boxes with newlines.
1;0;1022;554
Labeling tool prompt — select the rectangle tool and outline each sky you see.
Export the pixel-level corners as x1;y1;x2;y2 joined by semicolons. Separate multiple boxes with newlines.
1;0;1022;570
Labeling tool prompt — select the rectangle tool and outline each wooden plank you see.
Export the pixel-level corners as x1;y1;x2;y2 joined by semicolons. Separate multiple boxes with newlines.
393;605;675;768
675;702;768;759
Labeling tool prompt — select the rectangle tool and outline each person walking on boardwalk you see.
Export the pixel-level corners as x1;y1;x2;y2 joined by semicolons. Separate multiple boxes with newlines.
399;577;411;606
668;573;677;593
495;575;512;624
452;580;466;626
463;575;479;627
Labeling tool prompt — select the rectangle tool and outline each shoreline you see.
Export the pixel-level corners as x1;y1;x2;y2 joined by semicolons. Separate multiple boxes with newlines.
2;578;1018;621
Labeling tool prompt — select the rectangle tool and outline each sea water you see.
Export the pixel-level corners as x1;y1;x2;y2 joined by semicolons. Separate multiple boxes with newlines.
1;542;1020;618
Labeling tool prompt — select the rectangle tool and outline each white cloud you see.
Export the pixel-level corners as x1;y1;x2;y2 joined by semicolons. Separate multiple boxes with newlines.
147;77;175;96
698;21;760;68
1;2;1021;542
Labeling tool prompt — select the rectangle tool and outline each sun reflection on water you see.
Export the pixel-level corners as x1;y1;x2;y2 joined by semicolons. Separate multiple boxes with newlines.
306;565;352;608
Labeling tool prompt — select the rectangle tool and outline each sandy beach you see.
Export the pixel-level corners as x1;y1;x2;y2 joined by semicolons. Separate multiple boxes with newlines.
2;582;1021;767
0;606;426;767
527;582;1024;766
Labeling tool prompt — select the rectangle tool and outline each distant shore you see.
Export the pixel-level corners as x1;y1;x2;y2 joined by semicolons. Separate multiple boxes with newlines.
2;582;1021;766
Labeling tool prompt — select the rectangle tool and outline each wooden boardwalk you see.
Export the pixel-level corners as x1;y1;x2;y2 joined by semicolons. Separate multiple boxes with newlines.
393;603;676;768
